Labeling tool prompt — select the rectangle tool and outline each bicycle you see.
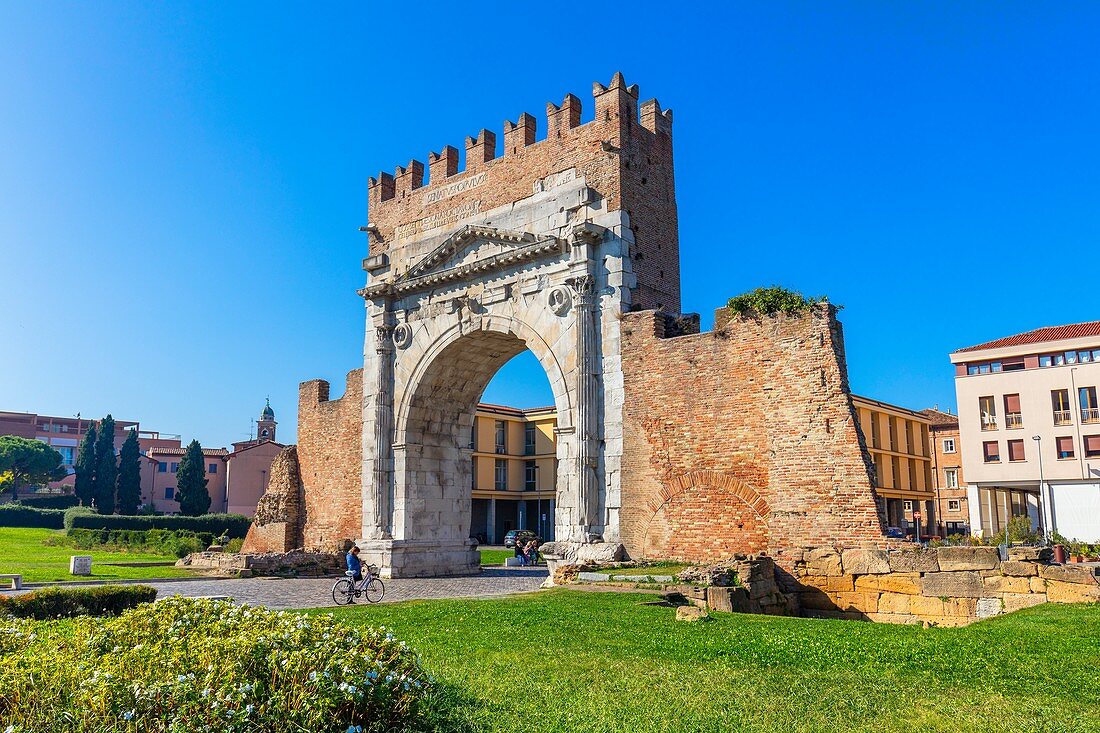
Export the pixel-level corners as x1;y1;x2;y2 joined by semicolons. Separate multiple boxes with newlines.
332;564;385;605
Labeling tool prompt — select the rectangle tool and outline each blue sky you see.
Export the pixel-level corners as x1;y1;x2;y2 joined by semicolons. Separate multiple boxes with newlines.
2;2;1098;448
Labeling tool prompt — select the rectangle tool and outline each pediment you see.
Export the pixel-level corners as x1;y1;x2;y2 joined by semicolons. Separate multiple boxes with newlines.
398;226;545;283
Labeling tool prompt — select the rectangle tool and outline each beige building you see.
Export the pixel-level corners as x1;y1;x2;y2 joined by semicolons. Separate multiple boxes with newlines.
950;320;1100;542
852;395;933;537
470;404;557;543
920;408;971;536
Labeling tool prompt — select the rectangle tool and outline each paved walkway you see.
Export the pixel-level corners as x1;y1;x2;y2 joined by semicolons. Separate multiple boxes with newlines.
4;568;548;610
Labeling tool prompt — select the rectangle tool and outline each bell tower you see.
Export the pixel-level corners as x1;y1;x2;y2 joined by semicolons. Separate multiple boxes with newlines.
257;398;276;442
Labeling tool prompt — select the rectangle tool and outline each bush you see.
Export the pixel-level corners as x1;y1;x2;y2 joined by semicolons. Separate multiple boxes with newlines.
0;584;157;620
61;528;215;558
63;508;252;538
0;597;434;732
727;286;834;317
62;505;97;529
18;494;81;510
225;537;245;553
0;504;65;529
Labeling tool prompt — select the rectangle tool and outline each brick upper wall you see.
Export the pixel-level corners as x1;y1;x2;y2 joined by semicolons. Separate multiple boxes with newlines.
619;306;885;567
366;73;680;312
298;370;364;550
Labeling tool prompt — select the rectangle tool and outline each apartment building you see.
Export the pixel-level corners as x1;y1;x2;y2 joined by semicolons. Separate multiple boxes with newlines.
469;404;557;544
852;395;934;536
950;320;1100;542
920;408;971;536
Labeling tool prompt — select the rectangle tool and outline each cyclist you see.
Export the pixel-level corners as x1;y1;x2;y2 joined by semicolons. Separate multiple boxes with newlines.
346;545;363;601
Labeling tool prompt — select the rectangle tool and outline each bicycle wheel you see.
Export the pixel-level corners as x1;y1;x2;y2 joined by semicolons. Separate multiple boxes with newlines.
363;577;385;603
332;578;354;605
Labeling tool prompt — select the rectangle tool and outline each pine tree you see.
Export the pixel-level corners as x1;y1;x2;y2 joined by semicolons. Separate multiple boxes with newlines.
175;439;210;516
74;424;97;507
116;429;142;515
92;415;117;514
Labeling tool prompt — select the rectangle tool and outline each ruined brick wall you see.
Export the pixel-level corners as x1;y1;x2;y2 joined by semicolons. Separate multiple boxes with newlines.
365;72;679;312
240;446;303;554
619;305;885;566
298;370;364;551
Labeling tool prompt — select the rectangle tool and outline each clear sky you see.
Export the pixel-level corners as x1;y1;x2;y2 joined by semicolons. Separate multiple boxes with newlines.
2;2;1098;449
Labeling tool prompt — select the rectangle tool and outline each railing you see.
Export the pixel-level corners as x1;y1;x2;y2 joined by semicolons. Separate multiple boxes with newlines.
981;415;998;431
1082;407;1100;424
1053;410;1073;426
1005;412;1024;429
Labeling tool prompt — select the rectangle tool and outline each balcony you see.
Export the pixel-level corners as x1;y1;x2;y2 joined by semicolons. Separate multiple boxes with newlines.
1083;407;1100;424
980;416;998;431
1053;410;1073;426
1005;412;1024;429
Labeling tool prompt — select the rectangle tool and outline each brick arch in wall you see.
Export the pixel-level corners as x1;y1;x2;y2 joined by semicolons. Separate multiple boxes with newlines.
641;470;770;562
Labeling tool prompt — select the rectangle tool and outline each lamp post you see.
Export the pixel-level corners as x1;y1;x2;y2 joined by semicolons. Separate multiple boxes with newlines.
1033;435;1048;543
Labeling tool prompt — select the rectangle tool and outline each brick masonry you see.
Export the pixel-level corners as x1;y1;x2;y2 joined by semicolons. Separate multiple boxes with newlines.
620;305;886;566
240;446;303;554
297;371;364;551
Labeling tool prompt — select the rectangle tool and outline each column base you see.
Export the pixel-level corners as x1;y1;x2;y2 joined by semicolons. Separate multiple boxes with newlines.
538;540;626;586
354;537;480;578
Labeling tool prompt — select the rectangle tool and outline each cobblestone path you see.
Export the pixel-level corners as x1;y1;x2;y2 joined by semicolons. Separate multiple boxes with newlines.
4;568;548;610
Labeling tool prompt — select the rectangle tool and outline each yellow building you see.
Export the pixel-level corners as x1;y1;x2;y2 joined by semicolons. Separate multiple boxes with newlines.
470;403;557;544
852;395;934;537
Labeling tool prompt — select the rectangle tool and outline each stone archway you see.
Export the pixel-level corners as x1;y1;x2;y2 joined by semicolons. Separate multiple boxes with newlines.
641;471;771;562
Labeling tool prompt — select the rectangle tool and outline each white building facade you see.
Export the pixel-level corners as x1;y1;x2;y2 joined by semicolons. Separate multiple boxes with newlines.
950;321;1100;542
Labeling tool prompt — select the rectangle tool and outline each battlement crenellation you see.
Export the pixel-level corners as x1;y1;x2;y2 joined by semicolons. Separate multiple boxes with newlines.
366;72;673;205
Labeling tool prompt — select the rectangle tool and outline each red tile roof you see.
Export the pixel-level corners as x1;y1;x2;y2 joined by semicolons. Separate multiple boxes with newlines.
918;408;959;427
148;447;229;457
956;321;1100;353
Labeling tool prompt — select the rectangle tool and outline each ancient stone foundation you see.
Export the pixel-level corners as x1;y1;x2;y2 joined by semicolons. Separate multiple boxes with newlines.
241;446;304;554
790;545;1100;626
177;550;343;578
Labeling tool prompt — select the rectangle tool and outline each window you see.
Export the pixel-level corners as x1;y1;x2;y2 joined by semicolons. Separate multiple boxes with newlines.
888;417;898;451
494;421;506;454
891;456;900;488
1040;355;1053;368
967;365;979;375
469;425;476;451
1002;358;1025;372
942;438;956;454
494;459;507;490
983;441;1000;463
1052;389;1073;425
1066;350;1079;365
524;460;537;491
208;463;218;474
1007;439;1025;462
261;429;269;438
164;487;174;500
948;499;961;512
170;462;179;473
157;462;167;473
471;457;477;489
945;468;958;488
57;447;75;465
1003;394;1022;429
870;416;880;448
1056;436;1075;459
1081;350;1094;363
991;361;1003;373
903;501;913;511
524;424;537;456
1085;435;1100;459
979;396;997;430
1080;386;1099;424
1053;353;1066;366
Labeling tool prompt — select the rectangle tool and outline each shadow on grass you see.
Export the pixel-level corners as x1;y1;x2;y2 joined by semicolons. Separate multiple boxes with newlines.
413;680;487;733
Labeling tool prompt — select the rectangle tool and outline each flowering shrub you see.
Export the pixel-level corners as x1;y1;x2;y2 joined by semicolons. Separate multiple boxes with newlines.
0;597;434;732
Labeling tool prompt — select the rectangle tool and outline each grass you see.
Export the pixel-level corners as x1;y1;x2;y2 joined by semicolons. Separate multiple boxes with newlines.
0;527;194;583
316;590;1100;733
602;561;690;577
478;548;512;566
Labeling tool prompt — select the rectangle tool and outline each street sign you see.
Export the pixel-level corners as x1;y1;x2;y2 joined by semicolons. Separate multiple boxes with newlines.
913;511;922;520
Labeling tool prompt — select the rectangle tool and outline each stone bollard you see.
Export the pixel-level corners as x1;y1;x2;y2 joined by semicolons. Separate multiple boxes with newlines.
69;556;92;576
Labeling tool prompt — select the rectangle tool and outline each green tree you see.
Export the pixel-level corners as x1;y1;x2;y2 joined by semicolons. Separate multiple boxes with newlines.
175;439;210;516
74;424;97;507
0;436;66;499
116;429;142;515
93;415;117;514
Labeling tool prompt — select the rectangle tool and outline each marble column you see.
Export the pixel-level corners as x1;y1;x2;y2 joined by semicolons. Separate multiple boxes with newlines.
365;305;395;540
569;272;601;540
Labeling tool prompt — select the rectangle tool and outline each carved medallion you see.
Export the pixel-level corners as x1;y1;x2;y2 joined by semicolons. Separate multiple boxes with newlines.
392;323;413;349
548;285;572;316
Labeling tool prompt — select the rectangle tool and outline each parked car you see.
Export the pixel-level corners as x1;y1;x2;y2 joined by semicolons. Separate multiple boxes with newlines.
503;530;539;548
885;526;907;539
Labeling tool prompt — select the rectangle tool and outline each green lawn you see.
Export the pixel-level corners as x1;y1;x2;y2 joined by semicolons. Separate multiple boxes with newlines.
0;527;194;583
478;549;512;566
318;590;1100;733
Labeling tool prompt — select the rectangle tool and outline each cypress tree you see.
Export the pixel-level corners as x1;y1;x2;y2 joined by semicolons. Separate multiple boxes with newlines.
74;424;97;507
92;415;117;514
116;429;142;515
175;439;210;516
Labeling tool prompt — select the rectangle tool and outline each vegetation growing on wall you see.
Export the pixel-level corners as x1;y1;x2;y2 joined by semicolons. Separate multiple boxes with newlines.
726;286;835;317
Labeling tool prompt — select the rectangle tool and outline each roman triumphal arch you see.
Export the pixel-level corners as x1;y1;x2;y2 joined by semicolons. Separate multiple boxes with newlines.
351;74;679;576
